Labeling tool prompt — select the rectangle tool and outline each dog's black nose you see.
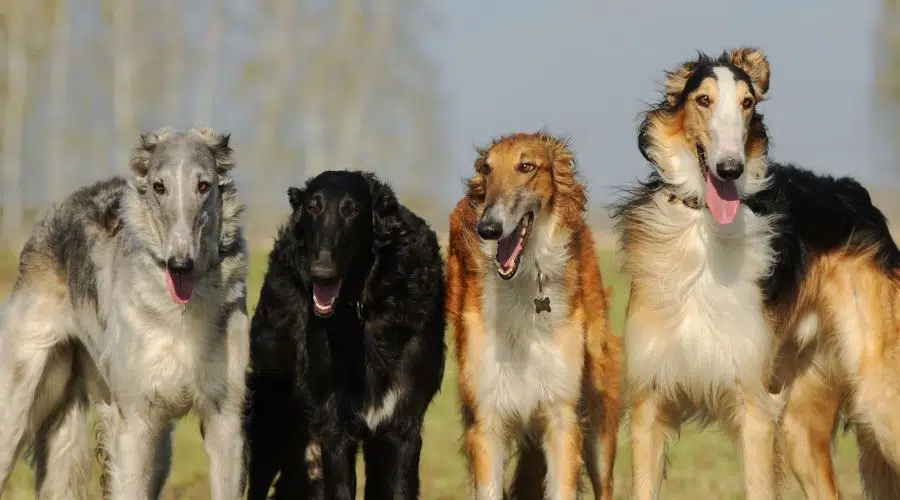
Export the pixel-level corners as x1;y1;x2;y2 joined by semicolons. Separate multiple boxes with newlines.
310;250;338;280
716;159;744;181
477;218;503;240
166;256;194;274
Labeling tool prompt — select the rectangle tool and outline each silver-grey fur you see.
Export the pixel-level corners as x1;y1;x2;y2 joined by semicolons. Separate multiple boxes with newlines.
0;127;250;500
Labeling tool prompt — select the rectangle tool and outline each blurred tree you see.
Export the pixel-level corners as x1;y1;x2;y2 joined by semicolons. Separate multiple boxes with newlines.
194;0;223;128
252;0;297;199
1;0;27;248
46;0;71;202
238;0;445;190
110;0;137;173
162;0;184;125
879;0;900;148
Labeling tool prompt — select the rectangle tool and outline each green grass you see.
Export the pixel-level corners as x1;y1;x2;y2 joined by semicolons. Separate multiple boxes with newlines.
0;248;866;499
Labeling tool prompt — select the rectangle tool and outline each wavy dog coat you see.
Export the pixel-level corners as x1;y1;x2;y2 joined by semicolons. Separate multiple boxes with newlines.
245;170;446;500
0;128;249;500
447;132;622;500
615;48;900;500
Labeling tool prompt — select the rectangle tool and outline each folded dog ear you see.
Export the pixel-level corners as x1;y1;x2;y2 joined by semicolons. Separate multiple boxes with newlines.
729;47;770;97
190;127;235;184
130;127;175;186
465;147;489;201
663;58;703;108
287;187;305;212
362;172;402;247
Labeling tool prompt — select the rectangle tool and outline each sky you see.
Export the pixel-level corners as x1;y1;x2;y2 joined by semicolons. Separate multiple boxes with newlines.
429;0;895;208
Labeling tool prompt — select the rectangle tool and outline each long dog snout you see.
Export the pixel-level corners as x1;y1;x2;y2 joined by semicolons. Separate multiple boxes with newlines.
716;158;744;181
477;216;503;240
166;256;194;274
310;250;338;280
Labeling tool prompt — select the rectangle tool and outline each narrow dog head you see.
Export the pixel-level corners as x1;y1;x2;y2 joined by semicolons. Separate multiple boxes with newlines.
466;132;585;279
287;171;384;318
639;47;770;225
130;127;235;305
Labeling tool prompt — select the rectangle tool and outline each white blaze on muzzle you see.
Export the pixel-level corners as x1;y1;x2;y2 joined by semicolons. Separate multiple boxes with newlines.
703;67;745;226
709;67;746;174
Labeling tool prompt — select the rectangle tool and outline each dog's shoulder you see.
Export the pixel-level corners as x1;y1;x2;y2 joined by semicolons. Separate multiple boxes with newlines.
249;219;310;372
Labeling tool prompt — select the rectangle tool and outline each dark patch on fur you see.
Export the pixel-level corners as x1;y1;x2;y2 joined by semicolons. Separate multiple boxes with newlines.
611;164;900;309
19;177;128;316
676;52;755;108
245;171;446;499
744;163;900;305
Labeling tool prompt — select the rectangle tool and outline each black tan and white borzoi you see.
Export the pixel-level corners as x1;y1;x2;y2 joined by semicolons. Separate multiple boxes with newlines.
0;128;249;500
614;47;900;499
245;171;446;500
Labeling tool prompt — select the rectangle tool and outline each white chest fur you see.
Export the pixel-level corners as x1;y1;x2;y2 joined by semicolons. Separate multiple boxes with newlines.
624;198;777;401
470;218;582;421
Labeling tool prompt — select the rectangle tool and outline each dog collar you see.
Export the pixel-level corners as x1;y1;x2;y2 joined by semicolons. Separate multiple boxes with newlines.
664;143;705;210
668;193;702;210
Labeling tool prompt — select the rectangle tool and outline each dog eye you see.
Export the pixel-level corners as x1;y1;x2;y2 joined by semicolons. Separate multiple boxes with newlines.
479;163;492;175
197;181;210;194
696;94;711;108
306;202;320;216
518;162;536;174
343;204;359;217
152;182;166;195
742;97;754;110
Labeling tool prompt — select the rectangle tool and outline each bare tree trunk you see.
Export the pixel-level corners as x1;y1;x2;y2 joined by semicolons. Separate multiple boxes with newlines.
162;0;183;124
111;0;136;171
254;0;295;189
194;0;223;127
2;0;27;248
333;0;396;171
47;0;71;202
304;101;327;177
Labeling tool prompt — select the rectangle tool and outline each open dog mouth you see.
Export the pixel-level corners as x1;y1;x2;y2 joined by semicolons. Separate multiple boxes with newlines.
312;279;342;318
165;269;197;305
496;212;534;280
698;145;740;225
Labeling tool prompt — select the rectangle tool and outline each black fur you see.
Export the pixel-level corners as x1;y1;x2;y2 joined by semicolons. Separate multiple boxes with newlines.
245;171;446;500
17;176;127;319
744;163;900;305
612;163;900;306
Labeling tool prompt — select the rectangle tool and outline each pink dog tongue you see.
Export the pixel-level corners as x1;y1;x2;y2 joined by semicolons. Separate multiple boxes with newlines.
705;173;740;225
166;270;197;304
313;281;341;307
496;232;523;271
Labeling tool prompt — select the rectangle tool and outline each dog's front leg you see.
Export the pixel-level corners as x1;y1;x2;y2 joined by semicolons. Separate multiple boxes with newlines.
203;407;246;500
542;402;582;500
362;426;424;500
464;417;505;500
202;307;250;500
307;434;357;500
629;392;671;500
107;405;168;500
738;391;781;500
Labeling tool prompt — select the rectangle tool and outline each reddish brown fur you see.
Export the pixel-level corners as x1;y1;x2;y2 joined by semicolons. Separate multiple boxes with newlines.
776;250;900;499
447;132;621;499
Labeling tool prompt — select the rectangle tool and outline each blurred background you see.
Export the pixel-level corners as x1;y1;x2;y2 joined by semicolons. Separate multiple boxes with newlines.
1;0;899;498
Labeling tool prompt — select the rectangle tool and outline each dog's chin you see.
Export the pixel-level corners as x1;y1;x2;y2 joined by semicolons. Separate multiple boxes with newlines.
496;212;534;280
312;279;342;318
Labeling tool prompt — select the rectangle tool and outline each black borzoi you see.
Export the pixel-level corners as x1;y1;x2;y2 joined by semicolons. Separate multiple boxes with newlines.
245;170;446;500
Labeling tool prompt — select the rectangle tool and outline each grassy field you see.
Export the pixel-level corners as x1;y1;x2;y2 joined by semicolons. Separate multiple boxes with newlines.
0;247;866;499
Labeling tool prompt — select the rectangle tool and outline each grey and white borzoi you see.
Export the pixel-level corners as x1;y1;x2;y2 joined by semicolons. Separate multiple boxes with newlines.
0;127;250;500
